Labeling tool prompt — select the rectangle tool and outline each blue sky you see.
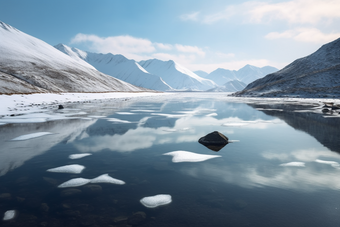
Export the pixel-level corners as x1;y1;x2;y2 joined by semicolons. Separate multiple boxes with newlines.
1;0;340;72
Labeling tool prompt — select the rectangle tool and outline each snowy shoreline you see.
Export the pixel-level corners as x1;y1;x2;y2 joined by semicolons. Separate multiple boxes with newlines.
0;92;171;116
1;91;339;118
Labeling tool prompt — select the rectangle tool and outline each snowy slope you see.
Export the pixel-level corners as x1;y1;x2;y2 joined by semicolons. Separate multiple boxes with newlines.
194;70;209;78
236;65;278;85
207;80;246;92
55;44;172;91
139;59;217;91
235;37;340;98
0;21;147;94
206;65;277;86
207;68;238;85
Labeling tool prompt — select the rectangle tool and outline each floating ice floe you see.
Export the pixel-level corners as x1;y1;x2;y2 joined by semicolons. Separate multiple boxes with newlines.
69;153;92;159
279;162;305;167
47;164;85;174
11;132;53;141
90;174;125;185
115;112;135;115
206;113;218;117
140;194;172;208
58;174;125;188
0;118;48;124
163;151;221;163
131;109;155;112
88;115;106;118
315;159;340;169
3;210;16;221
58;178;91;188
151;113;186;118
106;118;132;123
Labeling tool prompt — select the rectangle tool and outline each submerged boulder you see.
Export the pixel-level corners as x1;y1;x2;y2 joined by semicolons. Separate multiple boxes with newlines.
198;131;228;152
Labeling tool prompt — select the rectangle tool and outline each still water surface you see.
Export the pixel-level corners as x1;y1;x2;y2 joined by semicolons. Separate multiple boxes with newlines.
1;93;340;227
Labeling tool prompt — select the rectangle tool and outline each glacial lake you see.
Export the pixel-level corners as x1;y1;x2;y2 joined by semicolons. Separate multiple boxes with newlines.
1;93;340;227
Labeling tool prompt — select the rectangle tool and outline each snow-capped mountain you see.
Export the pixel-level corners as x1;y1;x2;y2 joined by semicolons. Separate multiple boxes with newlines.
55;44;172;91
207;80;247;92
0;21;147;94
194;70;209;78
236;65;278;85
208;68;238;85
235;37;340;98
139;59;217;91
207;65;278;86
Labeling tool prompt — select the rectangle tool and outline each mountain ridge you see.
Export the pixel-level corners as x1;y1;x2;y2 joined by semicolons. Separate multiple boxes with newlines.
54;44;172;91
0;21;147;94
235;37;340;98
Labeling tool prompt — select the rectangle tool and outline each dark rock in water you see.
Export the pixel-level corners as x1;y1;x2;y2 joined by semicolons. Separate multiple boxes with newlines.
128;211;146;225
198;131;228;152
60;188;82;197
58;104;64;109
322;108;330;113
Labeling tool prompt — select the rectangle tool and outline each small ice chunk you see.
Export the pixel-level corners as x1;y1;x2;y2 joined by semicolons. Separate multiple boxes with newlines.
11;132;53;141
140;194;172;208
106;118;131;123
163;151;221;163
115;112;135;115
88;115;106;118
3;210;16;221
279;162;305;167
58;178;91;188
69;153;92;159
90;174;125;185
47;164;85;174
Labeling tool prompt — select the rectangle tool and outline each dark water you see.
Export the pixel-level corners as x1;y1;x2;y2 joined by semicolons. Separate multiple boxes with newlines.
1;93;340;227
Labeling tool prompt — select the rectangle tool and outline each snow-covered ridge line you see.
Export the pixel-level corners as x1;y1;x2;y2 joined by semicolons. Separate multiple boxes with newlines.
0;21;149;94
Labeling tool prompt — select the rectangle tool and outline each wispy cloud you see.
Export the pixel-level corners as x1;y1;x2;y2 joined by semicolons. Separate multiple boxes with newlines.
186;0;340;25
71;34;156;56
175;44;205;57
70;33;207;64
265;28;340;43
248;0;340;24
180;11;200;21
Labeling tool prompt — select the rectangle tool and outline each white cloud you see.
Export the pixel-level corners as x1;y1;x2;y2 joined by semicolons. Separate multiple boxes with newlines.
71;34;155;55
155;43;173;51
265;27;340;43
248;0;340;24
191;0;340;25
175;44;205;57
180;11;200;21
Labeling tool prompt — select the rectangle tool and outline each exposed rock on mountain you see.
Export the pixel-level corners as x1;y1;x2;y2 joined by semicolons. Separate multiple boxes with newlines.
235;38;340;98
0;21;147;94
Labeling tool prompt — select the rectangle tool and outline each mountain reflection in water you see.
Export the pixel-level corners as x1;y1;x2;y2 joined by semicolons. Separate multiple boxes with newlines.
1;93;340;227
